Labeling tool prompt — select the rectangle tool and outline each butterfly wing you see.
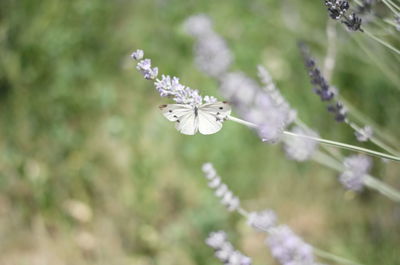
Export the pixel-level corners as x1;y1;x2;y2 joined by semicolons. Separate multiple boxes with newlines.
159;104;193;121
159;104;198;135
198;102;231;135
176;111;198;135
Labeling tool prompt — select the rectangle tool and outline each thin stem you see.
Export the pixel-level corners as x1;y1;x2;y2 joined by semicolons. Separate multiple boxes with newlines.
346;120;400;156
339;97;400;148
363;29;400;56
314;248;364;265
351;34;400;91
323;20;337;82
312;150;400;203
382;0;400;15
384;18;400;29
227;115;258;128
312;150;343;171
386;0;400;11
227;116;400;162
295;118;344;161
364;175;400;202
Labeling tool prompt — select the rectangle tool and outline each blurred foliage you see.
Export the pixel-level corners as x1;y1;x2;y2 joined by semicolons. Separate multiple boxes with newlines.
0;0;400;264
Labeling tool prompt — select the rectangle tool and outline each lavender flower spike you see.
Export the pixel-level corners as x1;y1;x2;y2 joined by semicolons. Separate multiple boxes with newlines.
136;59;159;80
266;225;316;265
132;49;209;107
206;231;252;265
355;126;373;142
131;49;144;60
339;155;372;192
248;210;277;232
202;163;240;211
183;14;233;78
299;43;347;122
324;0;363;32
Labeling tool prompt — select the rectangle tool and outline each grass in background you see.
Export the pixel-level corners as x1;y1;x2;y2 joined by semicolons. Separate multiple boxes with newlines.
0;0;399;264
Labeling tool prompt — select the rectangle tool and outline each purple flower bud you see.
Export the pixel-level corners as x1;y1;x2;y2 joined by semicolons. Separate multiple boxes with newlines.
206;231;252;265
202;163;241;212
355;126;373;142
131;49;144;60
248;210;277;231
339;155;372;192
266;225;315;265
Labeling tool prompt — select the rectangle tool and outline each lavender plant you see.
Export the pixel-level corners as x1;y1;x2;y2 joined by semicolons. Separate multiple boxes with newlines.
324;0;363;32
322;0;400;55
339;155;372;192
182;14;400;159
206;231;252;265
132;49;400;161
299;43;347;123
131;7;400;264
299;43;400;156
179;14;400;202
202;163;356;265
183;14;233;78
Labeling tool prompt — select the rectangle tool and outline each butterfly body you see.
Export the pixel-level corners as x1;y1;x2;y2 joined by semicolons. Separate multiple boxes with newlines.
159;102;231;135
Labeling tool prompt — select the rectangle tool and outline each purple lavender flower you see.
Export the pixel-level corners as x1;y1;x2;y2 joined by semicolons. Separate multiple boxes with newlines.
355;126;373;142
132;49;216;107
257;66;297;124
136;59;159;80
206;231;228;249
343;12;363;31
266;225;315;265
283;127;319;162
155;75;203;106
299;43;347;122
206;231;252;265
202;163;240;211
184;14;233;77
131;49;144;60
324;0;363;32
248;210;278;232
339;155;372;192
325;0;349;19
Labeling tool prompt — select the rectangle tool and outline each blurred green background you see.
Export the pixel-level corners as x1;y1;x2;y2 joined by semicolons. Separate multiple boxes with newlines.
1;0;400;264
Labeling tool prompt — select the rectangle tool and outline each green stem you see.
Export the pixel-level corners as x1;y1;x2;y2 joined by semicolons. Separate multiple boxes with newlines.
339;98;400;148
295;118;344;161
314;248;364;265
351;35;400;91
364;175;400;202
382;0;400;15
345;120;400;156
227;116;400;162
363;29;400;56
386;0;400;11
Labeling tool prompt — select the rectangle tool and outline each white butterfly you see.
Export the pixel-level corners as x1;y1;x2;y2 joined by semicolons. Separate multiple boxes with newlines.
159;102;232;135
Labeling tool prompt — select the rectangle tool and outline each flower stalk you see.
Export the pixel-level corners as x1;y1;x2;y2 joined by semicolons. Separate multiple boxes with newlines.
227;115;400;162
